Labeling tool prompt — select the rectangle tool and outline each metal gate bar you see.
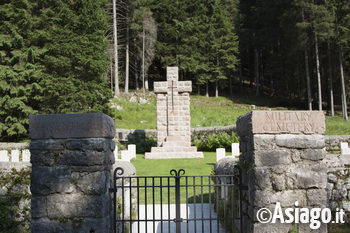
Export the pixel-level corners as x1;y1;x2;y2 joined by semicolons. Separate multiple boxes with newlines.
110;166;247;233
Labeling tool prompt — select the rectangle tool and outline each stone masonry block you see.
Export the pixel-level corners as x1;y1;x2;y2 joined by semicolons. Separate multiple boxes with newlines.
30;139;65;151
57;150;114;166
29;113;116;139
307;189;327;206
300;149;326;161
47;193;110;218
254;149;291;167
276;135;325;149
286;163;327;189
76;171;109;195
236;111;325;136
248;168;272;190
252;135;277;150
31;167;72;195
31;196;47;218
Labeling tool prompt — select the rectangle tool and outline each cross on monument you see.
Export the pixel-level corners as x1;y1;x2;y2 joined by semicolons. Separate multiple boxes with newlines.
145;67;204;159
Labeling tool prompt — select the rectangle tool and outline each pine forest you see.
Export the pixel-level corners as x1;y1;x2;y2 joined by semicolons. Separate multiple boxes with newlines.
1;0;350;140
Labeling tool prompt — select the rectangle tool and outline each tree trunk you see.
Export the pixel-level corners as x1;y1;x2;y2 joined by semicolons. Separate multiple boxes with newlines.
229;75;233;97
327;39;334;117
215;80;218;97
113;0;119;97
314;33;322;111
142;27;145;99
110;62;113;93
255;50;259;97
124;10;129;94
239;62;243;93
135;59;139;90
206;80;209;98
304;48;312;110
336;14;348;121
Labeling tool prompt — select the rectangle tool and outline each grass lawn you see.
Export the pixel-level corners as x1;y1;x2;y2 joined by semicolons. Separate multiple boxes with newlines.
110;91;350;135
130;152;220;204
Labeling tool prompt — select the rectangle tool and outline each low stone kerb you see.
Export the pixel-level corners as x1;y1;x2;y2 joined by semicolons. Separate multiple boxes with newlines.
236;110;325;136
29;113;116;139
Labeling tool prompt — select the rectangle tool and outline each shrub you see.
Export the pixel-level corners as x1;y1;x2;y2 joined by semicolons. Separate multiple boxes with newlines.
193;132;239;152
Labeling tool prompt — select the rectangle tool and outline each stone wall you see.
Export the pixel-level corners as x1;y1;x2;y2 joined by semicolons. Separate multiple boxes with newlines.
324;154;350;222
325;135;350;154
0;162;31;232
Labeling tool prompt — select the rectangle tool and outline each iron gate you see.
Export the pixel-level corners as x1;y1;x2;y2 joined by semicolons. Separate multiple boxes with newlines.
109;166;247;233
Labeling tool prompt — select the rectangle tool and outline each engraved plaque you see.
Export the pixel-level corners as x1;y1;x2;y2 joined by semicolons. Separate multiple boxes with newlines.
29;113;116;139
236;111;325;136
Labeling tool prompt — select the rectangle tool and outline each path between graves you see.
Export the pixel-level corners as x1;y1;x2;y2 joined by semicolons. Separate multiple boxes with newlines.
132;203;225;233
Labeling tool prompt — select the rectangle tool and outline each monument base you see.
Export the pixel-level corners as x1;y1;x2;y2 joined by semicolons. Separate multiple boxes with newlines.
145;136;204;159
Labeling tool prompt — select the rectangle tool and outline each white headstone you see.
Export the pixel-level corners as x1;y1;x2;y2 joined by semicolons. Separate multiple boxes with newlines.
121;150;130;162
232;143;239;157
128;144;136;159
11;150;20;162
216;148;225;161
341;142;348;149
342;148;350;155
114;145;119;160
22;149;31;162
0;150;9;162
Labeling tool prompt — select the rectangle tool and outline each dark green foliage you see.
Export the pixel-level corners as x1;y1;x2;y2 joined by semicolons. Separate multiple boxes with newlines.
127;132;157;154
194;132;239;152
0;0;112;141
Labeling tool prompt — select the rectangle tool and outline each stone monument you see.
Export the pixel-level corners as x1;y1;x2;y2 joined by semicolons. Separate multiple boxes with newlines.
145;67;204;159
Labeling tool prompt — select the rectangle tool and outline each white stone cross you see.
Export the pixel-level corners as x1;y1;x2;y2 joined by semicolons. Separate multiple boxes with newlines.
153;67;192;94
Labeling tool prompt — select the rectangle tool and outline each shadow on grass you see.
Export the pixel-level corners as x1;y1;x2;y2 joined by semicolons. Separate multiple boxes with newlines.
206;163;216;166
187;193;215;204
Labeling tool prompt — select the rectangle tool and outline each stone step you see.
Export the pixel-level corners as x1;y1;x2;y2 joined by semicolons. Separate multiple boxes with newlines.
151;146;197;153
165;136;182;142
162;141;191;147
145;151;204;159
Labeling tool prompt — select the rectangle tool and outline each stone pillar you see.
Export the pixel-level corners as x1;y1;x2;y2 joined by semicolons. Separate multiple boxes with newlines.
236;111;327;233
29;113;116;233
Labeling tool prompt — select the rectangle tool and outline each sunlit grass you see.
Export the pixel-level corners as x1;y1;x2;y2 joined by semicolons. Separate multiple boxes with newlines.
130;152;219;204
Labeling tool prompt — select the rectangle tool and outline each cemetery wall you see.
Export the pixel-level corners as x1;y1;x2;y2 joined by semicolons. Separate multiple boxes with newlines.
0;162;31;232
116;125;237;142
0;160;136;233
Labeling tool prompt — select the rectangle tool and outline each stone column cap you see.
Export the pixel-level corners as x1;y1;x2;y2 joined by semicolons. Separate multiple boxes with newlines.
236;111;325;137
29;113;116;139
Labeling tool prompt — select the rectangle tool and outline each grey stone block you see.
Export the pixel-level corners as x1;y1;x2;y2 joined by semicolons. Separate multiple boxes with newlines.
30;139;65;150
270;190;306;207
31;196;47;218
29;113;116;139
30;150;56;166
47;193;110;218
286;163;327;189
248;168;271;190
301;149;326;161
276;135;325;149
252;135;277;150
254;149;291;167
76;171;109;195
272;175;285;191
57;151;113;166
307;189;327;206
31;167;72;195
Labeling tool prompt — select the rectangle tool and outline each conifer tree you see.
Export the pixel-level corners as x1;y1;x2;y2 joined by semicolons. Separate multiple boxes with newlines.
0;0;112;140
